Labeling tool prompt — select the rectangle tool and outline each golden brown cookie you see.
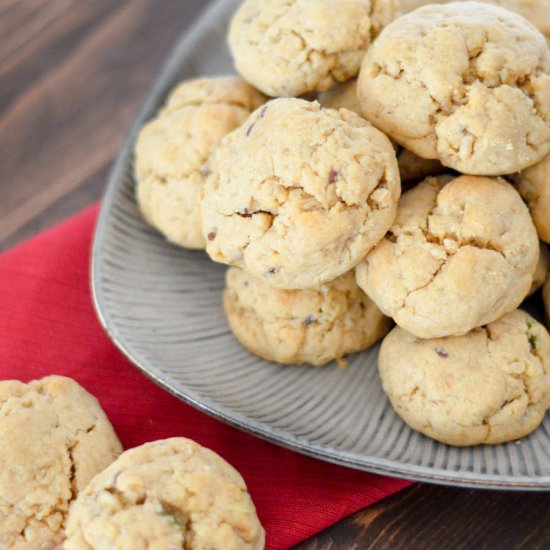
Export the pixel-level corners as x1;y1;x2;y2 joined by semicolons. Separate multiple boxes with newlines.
379;310;550;446
356;175;539;338
201;98;400;289
359;2;550;175
135;77;265;249
228;0;399;98
64;438;264;550
224;267;391;366
0;376;122;550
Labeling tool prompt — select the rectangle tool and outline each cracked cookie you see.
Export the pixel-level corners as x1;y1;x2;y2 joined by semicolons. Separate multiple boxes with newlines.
64;438;265;550
379;310;550;446
318;79;445;183
514;151;550;243
531;243;549;295
200;98;400;289
0;376;122;550
135;76;265;249
224;267;391;366
358;2;550;175
356;175;539;339
400;0;550;43
228;0;399;97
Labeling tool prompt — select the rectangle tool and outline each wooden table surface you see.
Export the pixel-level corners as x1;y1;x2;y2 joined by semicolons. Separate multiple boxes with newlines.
1;1;550;548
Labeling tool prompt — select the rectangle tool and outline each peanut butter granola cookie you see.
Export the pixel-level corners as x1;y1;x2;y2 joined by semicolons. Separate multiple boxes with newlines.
379;310;550;446
201;98;400;289
135;77;265;249
356;175;539;338
64;438;265;550
0;376;122;550
224;267;391;366
358;2;550;175
228;0;399;97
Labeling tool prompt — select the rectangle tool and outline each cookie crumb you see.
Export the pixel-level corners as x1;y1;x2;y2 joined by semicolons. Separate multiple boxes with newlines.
336;357;348;369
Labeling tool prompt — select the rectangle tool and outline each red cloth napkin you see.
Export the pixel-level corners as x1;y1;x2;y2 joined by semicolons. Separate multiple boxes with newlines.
0;204;411;549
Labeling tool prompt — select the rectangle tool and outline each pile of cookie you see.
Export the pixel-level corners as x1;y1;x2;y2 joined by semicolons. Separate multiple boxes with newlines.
1;375;264;548
135;0;550;447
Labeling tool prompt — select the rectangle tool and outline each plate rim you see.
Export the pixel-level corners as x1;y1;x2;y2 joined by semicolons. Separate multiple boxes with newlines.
91;0;550;492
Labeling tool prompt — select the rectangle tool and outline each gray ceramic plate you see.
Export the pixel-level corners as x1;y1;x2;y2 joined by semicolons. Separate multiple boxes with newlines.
92;0;550;490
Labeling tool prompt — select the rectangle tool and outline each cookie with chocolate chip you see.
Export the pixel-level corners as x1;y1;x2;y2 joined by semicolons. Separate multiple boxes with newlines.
201;98;400;289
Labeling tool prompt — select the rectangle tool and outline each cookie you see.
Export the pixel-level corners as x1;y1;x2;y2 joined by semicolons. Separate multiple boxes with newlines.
135;77;265;249
379;310;550;446
224;267;391;366
400;0;550;42
318;79;445;183
531;243;549;295
228;0;398;97
358;2;550;175
514;151;550;243
356;175;539;339
0;376;122;550
64;438;265;550
201;98;400;289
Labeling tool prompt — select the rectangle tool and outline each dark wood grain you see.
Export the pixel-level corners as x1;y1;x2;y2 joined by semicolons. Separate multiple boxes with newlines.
0;0;216;251
297;484;550;550
1;2;549;548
